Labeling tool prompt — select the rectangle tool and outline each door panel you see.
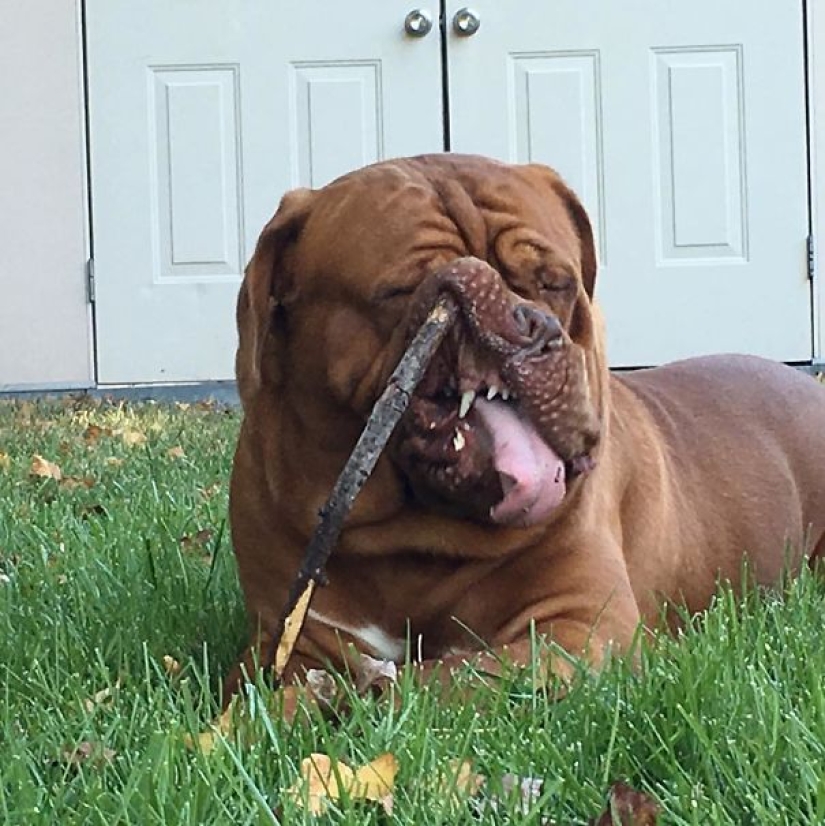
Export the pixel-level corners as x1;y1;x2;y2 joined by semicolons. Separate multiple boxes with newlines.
87;2;442;383
447;1;811;365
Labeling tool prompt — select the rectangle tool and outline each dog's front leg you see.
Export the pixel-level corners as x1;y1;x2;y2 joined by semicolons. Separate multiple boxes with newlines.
413;542;643;691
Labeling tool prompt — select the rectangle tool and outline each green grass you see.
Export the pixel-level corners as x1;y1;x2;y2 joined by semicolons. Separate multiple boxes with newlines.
1;398;824;824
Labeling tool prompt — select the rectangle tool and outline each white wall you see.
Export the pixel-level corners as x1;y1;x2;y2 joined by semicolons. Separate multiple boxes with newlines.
0;0;92;390
811;0;825;363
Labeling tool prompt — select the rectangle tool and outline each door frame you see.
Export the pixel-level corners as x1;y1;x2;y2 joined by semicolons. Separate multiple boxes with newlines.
807;0;825;363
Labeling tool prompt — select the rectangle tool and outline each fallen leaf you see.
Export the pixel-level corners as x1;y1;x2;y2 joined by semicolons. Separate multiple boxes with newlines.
198;483;221;500
83;424;103;444
121;430;147;447
61;741;117;767
287;753;354;815
286;752;397;816
274;674;340;725
190;681;335;752
275;580;315;678
475;773;544;817
162;654;181;676
179;529;214;552
184;702;236;754
279;685;308;725
356;654;398;694
352;752;398;803
83;424;112;445
304;669;340;708
0;452;10;471
105;457;125;467
437;758;486;803
590;782;660;826
30;455;62;481
59;475;96;491
166;445;186;460
83;680;120;713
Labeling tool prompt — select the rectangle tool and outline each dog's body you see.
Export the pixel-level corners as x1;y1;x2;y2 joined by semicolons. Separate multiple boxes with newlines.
228;154;825;689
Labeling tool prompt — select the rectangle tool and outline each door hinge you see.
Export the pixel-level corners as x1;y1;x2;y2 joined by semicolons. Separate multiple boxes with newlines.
807;234;815;281
86;257;96;304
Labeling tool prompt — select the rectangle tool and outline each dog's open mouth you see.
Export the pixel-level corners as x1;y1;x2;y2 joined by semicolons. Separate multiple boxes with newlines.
395;326;595;528
390;258;599;528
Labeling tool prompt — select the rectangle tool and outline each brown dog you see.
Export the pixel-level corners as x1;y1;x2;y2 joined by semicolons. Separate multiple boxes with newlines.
228;153;825;692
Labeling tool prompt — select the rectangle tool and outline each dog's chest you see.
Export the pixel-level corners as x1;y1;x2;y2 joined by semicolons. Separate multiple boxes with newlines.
309;553;497;662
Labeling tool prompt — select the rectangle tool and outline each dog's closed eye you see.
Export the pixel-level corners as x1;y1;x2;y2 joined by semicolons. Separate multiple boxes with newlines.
536;267;576;295
372;283;418;304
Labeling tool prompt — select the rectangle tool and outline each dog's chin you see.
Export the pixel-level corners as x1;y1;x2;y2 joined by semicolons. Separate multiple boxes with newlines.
394;387;586;529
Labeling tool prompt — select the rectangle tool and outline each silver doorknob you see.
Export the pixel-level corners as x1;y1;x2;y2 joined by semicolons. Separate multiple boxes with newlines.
452;7;480;36
404;9;433;38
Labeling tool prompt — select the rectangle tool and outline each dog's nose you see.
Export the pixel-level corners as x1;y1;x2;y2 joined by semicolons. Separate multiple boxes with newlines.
512;304;563;356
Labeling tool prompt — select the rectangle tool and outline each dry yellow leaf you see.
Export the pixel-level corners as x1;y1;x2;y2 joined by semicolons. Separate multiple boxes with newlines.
352;752;398;801
166;445;186;460
184;703;236;754
187;684;310;753
275;580;315;678
59;475;96;491
83;680;120;713
0;452;10;471
30;454;62;481
162;654;181;676
105;457;125;467
439;758;486;800
121;430;147;447
289;753;355;814
286;752;396;815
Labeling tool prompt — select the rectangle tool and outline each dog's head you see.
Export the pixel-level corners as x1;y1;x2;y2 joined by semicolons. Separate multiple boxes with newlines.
237;154;605;530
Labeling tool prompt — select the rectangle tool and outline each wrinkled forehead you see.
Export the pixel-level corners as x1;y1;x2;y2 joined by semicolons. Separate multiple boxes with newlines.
291;158;580;298
300;164;441;261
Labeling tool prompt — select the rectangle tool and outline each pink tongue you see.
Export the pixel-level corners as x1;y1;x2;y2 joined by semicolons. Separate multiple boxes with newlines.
474;398;566;527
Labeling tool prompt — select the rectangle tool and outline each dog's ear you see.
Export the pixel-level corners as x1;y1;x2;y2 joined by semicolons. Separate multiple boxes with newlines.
556;182;600;347
236;188;314;399
554;180;598;299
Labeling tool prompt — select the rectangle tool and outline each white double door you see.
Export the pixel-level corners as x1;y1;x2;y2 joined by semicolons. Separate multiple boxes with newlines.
87;1;811;382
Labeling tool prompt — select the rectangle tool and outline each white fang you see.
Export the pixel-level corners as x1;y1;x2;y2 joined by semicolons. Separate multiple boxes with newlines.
459;389;476;418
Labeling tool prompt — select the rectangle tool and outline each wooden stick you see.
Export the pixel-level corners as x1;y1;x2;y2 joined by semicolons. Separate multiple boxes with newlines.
264;293;459;679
